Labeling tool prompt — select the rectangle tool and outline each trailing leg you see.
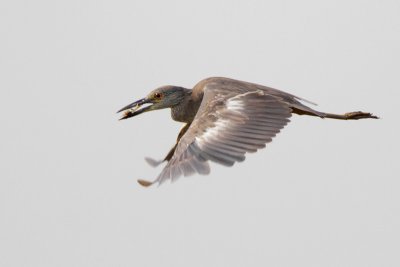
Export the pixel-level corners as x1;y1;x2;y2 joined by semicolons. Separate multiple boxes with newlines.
291;107;378;120
322;111;378;120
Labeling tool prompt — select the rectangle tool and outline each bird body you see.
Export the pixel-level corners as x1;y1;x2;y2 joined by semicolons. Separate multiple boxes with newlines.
171;77;323;123
118;77;377;187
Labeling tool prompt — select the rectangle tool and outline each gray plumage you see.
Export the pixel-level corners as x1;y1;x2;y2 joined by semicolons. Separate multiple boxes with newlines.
117;77;378;187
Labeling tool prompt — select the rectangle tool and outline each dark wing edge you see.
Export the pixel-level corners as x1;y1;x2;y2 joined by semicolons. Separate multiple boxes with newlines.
138;88;293;187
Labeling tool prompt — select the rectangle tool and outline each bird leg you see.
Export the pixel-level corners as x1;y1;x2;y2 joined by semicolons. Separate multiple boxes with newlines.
291;107;378;120
144;123;191;167
322;111;379;120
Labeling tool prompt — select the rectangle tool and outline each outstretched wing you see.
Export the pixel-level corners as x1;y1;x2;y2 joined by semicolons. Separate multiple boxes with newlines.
138;82;293;186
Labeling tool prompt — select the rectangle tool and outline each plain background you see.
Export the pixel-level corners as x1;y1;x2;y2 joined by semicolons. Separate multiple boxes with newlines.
1;0;399;266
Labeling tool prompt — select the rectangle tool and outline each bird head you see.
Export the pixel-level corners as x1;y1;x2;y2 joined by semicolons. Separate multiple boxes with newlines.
118;86;189;120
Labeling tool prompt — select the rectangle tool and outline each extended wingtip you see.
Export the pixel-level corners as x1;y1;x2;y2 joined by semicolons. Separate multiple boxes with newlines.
137;179;154;187
144;157;164;168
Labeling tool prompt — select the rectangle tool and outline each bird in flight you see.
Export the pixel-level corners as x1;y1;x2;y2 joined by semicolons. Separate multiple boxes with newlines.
118;77;377;187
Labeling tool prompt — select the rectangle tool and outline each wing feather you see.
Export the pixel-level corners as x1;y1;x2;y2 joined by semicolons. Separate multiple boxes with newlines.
143;81;293;185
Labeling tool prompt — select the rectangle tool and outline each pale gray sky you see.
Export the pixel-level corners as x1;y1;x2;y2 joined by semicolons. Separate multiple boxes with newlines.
1;0;399;266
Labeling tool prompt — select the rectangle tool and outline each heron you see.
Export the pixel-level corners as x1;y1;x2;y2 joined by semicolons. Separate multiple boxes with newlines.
118;77;377;187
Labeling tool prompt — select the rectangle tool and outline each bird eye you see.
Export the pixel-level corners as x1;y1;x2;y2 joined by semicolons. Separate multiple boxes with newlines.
154;93;162;99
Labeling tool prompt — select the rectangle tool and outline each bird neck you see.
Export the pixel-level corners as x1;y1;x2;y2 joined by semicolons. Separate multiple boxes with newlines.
171;89;200;123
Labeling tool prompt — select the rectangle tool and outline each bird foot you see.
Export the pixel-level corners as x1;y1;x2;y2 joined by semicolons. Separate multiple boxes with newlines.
344;111;379;120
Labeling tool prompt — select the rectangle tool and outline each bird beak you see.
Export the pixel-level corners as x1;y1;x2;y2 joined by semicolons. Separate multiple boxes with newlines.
117;98;153;120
